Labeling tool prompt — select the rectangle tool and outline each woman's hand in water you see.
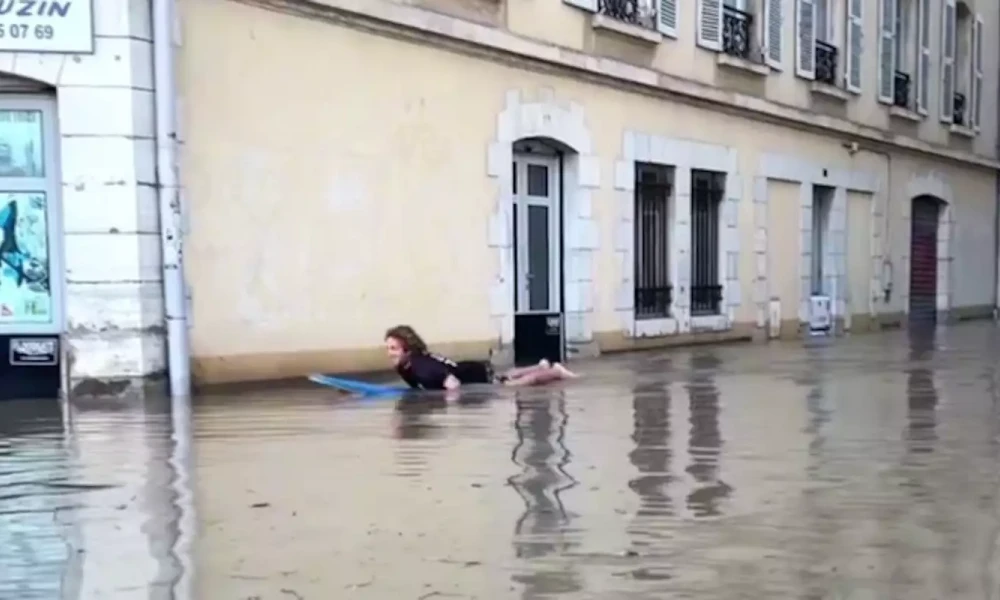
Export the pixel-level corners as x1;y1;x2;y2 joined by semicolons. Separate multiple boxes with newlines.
444;388;461;403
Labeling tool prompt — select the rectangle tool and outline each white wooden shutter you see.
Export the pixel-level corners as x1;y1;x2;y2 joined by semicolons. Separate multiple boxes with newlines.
971;14;983;129
796;0;816;78
697;0;724;50
563;0;597;11
876;0;896;104
845;0;863;93
764;0;784;69
940;0;956;123
658;0;678;38
916;0;931;113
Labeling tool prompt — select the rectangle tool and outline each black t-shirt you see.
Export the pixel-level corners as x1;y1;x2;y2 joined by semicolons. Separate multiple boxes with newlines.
397;354;492;390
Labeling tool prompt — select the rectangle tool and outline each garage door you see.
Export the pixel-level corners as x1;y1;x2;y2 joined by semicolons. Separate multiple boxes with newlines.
908;197;940;324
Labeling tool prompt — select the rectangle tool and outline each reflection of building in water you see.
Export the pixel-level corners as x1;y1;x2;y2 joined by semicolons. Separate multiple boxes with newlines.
904;330;938;452
0;400;82;598
626;381;673;550
507;390;580;598
62;398;194;597
684;353;731;517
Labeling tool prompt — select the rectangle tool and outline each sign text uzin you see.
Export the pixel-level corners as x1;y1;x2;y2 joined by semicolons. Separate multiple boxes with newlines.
0;1;71;17
0;0;92;53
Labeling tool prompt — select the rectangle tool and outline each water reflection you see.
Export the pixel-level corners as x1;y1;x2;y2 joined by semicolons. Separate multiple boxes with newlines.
392;396;448;441
0;396;196;599
904;329;938;453
508;389;580;597
0;399;81;600
684;352;731;517
626;380;673;550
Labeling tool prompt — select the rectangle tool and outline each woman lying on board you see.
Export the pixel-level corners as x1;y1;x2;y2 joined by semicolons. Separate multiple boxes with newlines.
384;325;578;391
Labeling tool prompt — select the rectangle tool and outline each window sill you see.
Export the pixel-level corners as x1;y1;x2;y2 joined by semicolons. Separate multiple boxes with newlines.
889;106;922;122
634;317;678;337
716;53;769;76
690;315;729;332
949;124;976;138
591;14;662;44
810;82;850;101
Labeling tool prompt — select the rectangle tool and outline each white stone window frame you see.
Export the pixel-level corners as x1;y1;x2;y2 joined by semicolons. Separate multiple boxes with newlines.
902;173;954;318
486;90;601;358
614;132;741;338
754;154;880;330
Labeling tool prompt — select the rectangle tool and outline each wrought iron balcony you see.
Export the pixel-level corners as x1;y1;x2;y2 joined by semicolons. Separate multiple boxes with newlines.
722;5;753;59
952;92;966;126
598;0;656;29
691;285;723;316
893;70;911;109
815;41;838;85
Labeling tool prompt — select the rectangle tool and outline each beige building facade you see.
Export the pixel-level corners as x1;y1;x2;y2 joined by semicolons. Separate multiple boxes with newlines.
178;0;1000;385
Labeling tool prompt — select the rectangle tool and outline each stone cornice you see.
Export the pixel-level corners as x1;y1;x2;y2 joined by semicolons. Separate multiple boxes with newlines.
249;0;1000;171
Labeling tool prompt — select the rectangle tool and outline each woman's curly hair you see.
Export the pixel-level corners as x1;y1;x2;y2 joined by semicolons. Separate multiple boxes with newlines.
384;325;429;355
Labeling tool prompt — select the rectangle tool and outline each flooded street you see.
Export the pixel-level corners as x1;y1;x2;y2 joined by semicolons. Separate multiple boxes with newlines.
3;323;1000;599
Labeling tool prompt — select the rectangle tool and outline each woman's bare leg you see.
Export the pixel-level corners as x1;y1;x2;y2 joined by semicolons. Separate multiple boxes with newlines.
551;362;580;379
503;361;578;387
500;359;551;380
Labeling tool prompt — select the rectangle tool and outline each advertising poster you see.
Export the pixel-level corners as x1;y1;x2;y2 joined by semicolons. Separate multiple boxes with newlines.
0;192;50;323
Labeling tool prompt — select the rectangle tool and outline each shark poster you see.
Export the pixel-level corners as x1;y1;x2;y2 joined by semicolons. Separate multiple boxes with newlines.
0;193;50;323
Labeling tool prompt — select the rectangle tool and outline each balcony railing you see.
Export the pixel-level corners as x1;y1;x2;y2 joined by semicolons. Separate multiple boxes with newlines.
952;92;966;126
691;285;723;316
815;40;838;85
598;0;656;29
722;5;753;59
635;286;673;319
893;70;911;109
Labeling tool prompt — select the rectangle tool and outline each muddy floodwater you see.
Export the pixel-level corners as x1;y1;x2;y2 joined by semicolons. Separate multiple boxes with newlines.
3;323;1000;599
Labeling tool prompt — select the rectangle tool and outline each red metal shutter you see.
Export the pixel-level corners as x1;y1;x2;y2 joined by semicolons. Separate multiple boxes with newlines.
908;197;939;324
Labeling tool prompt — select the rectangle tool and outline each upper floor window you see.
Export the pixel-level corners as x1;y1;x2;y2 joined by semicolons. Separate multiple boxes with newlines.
564;0;678;38
721;0;757;61
796;0;861;92
698;0;779;68
597;0;658;30
940;0;982;130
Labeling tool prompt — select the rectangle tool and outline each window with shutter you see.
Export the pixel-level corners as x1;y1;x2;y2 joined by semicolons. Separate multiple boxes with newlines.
916;0;930;113
698;0;724;50
846;0;863;93
971;14;983;129
796;0;816;78
563;0;597;12
764;0;784;68
877;0;896;103
658;0;679;37
940;0;956;123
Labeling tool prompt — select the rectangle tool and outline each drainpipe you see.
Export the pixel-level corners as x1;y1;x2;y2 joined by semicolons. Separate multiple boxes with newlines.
995;24;1000;319
152;0;191;398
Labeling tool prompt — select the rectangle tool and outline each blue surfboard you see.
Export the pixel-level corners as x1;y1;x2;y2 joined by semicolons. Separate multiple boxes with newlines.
308;374;408;397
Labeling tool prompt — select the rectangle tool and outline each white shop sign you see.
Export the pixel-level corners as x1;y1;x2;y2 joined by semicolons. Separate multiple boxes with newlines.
0;0;93;54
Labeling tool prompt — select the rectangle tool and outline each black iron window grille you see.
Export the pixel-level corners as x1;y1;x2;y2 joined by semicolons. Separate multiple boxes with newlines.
722;5;753;59
952;92;966;126
634;163;673;320
893;70;911;108
598;0;656;29
814;40;838;85
690;170;724;317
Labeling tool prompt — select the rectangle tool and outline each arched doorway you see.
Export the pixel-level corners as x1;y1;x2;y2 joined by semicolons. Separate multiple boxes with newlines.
512;137;566;366
908;195;944;325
